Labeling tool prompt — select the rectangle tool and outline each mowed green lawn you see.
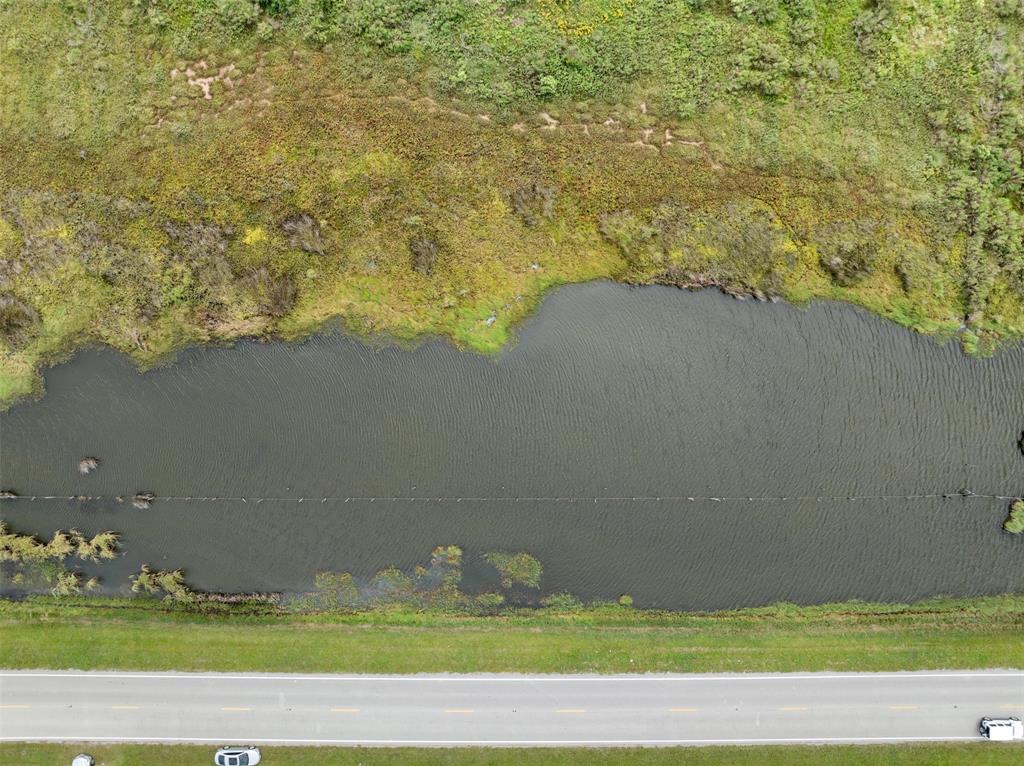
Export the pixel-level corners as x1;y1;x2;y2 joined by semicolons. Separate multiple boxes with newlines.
2;597;1022;674
1;744;1022;766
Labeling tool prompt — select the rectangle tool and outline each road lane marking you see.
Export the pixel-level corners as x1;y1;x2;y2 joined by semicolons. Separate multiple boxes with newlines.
0;705;30;709
888;705;919;711
1000;704;1022;710
556;709;586;714
781;707;809;712
670;708;698;712
221;707;252;712
332;708;360;713
444;709;474;714
111;705;139;710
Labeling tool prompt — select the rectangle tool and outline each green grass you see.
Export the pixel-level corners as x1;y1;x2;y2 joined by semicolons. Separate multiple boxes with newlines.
0;0;1021;406
2;596;1022;674
2;743;1023;765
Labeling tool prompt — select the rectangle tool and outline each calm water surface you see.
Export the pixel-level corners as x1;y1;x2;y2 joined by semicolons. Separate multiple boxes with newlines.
1;283;1023;608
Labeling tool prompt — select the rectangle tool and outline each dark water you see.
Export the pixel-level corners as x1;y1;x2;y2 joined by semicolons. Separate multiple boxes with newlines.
2;283;1023;608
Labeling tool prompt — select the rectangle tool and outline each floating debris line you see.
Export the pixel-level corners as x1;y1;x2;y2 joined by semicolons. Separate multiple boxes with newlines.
0;492;1017;504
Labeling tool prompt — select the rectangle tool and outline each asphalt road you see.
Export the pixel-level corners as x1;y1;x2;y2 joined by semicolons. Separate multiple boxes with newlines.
1;670;1022;747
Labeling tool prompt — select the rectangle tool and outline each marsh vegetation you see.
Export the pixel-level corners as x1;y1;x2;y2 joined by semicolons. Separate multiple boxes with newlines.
0;522;119;595
1;0;1022;403
293;546;543;613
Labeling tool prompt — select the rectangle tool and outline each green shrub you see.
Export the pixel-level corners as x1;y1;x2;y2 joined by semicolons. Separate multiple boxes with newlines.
783;0;814;19
852;4;892;56
733;39;791;97
731;0;780;25
215;0;261;33
258;0;295;15
789;17;816;45
992;0;1024;20
285;0;333;43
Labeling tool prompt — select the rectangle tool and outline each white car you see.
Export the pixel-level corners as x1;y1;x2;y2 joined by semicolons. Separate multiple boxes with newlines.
214;746;262;765
980;717;1023;741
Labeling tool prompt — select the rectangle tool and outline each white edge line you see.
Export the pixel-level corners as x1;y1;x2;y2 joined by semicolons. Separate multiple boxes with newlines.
1;672;1022;682
0;736;983;745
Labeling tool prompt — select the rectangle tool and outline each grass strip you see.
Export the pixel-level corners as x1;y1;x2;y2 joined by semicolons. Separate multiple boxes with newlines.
2;596;1021;674
1;743;1023;766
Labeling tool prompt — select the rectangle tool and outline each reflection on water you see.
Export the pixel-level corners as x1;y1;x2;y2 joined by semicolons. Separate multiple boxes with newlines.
1;283;1022;608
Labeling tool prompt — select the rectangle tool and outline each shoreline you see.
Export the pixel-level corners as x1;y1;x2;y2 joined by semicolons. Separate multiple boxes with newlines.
1;278;1010;412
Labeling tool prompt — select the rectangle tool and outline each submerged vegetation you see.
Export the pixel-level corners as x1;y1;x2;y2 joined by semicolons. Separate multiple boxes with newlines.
2;529;1021;673
0;0;1022;403
1005;499;1024;534
287;546;543;612
484;551;544;589
0;540;545;613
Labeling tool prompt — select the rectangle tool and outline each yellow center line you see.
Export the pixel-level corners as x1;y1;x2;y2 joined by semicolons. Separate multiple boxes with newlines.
1000;704;1022;710
0;704;30;709
332;708;361;713
670;707;698;713
556;709;586;714
111;705;139;710
781;706;809;712
221;707;252;712
889;705;919;711
444;709;474;714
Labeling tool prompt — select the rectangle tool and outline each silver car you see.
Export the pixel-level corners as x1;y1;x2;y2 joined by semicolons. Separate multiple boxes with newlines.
214;746;262;765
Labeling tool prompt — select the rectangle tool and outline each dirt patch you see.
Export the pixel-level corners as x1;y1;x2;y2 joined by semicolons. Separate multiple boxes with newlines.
171;60;241;101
